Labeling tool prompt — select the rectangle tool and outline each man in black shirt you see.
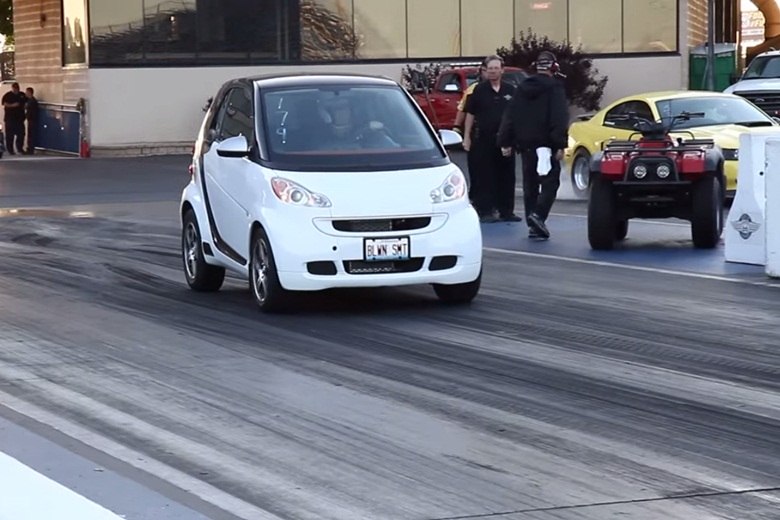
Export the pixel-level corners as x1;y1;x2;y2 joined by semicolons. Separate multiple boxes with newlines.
24;87;39;155
463;56;520;222
498;51;569;239
2;82;26;155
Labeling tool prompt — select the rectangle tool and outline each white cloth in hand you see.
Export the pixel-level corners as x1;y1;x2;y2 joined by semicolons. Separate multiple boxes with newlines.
536;147;552;176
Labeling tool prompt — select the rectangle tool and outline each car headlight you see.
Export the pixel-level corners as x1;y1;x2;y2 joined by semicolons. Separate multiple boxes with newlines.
271;177;331;208
633;164;648;179
722;148;738;160
431;170;466;203
657;164;671;178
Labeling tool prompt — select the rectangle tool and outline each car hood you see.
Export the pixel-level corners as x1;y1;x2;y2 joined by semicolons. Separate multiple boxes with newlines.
266;163;463;217
670;124;776;149
724;78;780;93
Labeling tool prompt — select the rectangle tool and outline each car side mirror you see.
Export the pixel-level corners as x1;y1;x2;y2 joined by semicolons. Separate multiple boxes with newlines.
439;129;462;148
216;135;250;158
443;84;461;93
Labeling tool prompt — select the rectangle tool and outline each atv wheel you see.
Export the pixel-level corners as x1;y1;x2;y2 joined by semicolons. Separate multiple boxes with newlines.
433;270;481;304
588;176;617;250
182;209;225;291
691;176;722;249
615;220;629;241
571;149;591;199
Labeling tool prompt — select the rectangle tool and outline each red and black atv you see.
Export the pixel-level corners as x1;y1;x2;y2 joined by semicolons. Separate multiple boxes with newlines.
587;112;725;250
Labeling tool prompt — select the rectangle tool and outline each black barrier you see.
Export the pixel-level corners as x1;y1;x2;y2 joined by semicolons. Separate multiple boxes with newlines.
36;102;82;155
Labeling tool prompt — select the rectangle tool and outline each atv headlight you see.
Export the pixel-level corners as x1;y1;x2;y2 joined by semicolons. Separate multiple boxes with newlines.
633;164;648;179
657;164;671;178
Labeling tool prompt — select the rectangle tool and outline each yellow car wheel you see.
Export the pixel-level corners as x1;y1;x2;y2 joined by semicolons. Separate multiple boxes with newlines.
571;149;591;198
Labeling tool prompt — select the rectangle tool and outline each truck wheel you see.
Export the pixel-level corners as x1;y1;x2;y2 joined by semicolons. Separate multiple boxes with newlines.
691;176;722;249
588;176;617;250
615;220;629;241
571;149;591;199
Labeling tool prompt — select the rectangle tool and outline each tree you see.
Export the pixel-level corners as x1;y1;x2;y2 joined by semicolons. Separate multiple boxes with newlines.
0;0;12;46
496;29;608;112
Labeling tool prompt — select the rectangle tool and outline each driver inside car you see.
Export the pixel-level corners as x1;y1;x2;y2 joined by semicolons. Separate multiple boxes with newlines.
317;96;399;150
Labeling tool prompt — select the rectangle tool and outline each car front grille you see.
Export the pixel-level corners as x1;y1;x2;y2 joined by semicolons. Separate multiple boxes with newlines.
332;217;431;233
344;258;424;274
734;91;780;116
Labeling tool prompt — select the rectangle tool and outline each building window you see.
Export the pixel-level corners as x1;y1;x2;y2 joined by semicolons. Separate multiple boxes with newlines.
623;0;677;52
300;0;356;60
353;0;407;59
461;0;514;57
569;0;622;53
87;0;679;67
408;0;460;58
62;0;88;65
515;0;567;43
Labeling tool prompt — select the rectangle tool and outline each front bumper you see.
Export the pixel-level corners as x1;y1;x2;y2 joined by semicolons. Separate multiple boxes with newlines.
270;206;483;291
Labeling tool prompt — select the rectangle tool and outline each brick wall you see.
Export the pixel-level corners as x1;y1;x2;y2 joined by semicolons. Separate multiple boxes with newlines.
12;0;88;104
688;0;709;48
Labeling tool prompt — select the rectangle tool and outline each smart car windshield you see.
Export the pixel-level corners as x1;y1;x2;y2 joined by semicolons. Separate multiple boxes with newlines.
655;96;775;129
261;84;447;170
742;55;780;79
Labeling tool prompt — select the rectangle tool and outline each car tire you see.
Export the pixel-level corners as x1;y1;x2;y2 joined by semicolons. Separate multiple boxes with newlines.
571;149;591;199
249;227;290;313
615;219;629;241
433;269;481;304
588;176;617;250
182;209;225;291
691;175;723;249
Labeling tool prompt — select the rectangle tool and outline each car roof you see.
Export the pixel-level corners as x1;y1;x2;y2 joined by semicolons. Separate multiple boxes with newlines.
239;72;399;89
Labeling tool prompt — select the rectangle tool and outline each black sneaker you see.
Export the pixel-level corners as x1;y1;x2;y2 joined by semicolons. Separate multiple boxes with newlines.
499;213;523;222
527;213;550;238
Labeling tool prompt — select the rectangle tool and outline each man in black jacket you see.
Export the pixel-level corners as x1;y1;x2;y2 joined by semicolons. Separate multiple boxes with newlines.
498;51;569;239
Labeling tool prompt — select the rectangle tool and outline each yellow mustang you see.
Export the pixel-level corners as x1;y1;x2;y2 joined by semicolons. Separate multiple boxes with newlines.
563;90;779;199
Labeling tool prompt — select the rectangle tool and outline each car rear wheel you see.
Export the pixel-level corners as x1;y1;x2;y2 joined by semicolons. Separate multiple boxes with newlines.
691;175;723;249
588;176;617;250
249;228;290;312
571;149;591;199
182;209;225;291
433;270;481;304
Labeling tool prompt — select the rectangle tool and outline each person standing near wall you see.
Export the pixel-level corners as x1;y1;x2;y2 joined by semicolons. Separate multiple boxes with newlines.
2;82;27;155
455;61;488;205
24;87;39;155
463;55;521;223
498;51;569;239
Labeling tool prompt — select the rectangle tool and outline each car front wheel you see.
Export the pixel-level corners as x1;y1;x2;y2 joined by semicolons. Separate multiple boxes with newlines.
182;209;225;291
433;270;481;304
571;149;591;199
249;228;290;312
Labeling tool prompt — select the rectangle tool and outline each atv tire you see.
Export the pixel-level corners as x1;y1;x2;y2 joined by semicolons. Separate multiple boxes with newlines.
588;176;617;250
691;176;722;249
615;220;629;241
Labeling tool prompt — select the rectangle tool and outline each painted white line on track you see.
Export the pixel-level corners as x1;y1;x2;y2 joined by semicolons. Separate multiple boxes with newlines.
485;247;780;288
548;211;690;227
0;451;124;520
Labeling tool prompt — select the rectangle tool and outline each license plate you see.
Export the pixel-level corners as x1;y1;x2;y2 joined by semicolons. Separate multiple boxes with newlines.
364;237;410;262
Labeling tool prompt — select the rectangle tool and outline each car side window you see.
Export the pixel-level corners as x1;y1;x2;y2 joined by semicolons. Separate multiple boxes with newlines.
215;88;254;142
604;101;653;130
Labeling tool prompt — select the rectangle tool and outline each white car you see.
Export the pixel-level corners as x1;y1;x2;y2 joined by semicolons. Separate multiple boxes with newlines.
180;73;483;312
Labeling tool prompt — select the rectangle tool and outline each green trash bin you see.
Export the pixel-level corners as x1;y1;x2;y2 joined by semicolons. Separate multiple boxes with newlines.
689;43;738;91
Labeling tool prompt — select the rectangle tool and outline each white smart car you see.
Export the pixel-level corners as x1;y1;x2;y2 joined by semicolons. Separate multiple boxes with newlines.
180;73;482;312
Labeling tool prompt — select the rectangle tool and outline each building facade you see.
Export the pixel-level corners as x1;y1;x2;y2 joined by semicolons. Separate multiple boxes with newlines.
5;0;765;154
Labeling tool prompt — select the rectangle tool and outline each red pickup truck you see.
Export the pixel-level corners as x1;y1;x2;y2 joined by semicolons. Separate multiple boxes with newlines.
411;66;528;130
